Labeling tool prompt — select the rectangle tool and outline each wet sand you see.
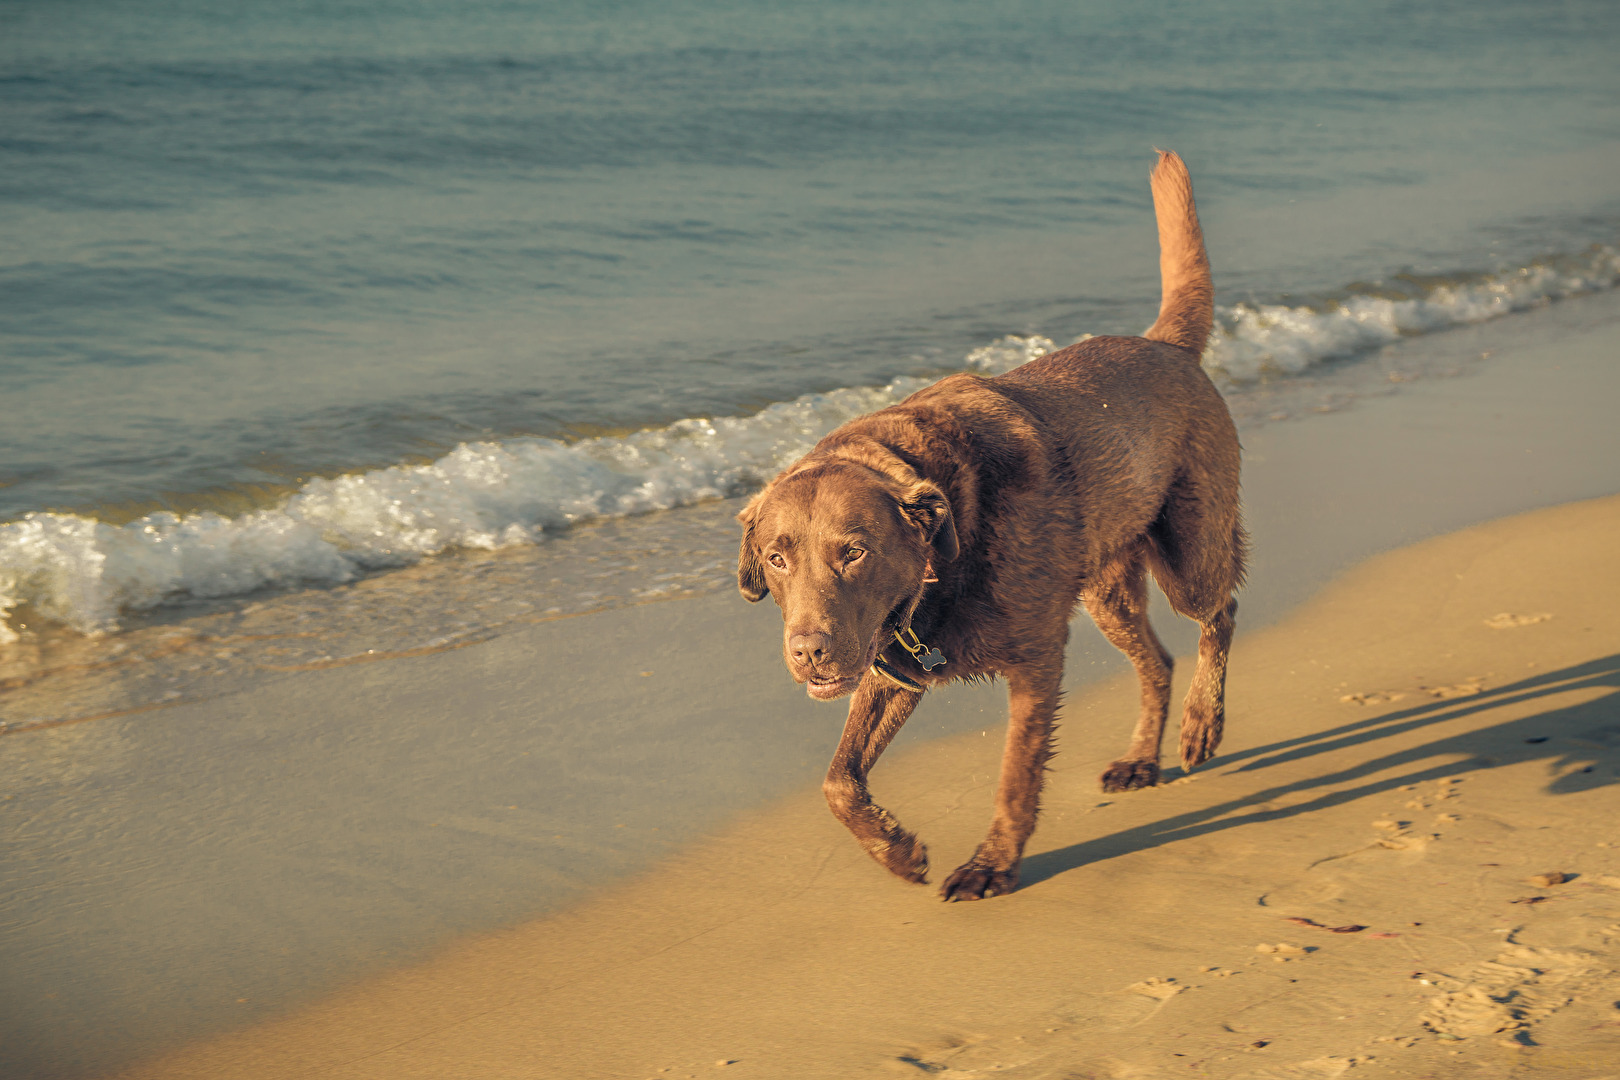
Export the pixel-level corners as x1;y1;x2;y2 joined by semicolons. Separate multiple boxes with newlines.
4;288;1620;1079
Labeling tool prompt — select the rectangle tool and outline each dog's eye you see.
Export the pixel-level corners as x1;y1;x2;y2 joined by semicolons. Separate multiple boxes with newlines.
845;547;865;562
768;553;787;569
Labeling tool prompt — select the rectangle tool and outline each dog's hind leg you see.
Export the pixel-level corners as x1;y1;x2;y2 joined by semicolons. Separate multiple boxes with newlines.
1084;544;1175;793
939;657;1063;901
823;678;928;883
1147;476;1246;771
1176;594;1237;769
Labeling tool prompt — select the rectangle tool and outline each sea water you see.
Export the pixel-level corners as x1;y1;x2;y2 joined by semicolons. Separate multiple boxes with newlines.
3;0;1620;728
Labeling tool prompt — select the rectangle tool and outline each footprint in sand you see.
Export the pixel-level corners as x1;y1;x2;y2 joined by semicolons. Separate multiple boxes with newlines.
1255;943;1315;963
1339;680;1488;703
1339;690;1407;706
1421;678;1486;698
1419;940;1606;1044
1124;977;1185;1000
1253;1053;1372;1079
1484;612;1553;629
1377;832;1436;851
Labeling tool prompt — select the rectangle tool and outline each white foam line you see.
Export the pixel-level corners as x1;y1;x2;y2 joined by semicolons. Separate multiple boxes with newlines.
1;246;1615;640
1202;246;1620;381
0;371;956;638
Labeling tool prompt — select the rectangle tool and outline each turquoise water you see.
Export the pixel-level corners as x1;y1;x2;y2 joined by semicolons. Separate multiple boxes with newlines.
2;0;1619;638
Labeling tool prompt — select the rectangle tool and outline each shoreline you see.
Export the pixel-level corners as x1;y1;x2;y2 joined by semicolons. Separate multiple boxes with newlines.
3;288;1620;1078
5;273;1619;733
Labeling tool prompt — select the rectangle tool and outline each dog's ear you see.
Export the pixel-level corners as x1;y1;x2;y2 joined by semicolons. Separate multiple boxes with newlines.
899;480;959;562
735;494;770;602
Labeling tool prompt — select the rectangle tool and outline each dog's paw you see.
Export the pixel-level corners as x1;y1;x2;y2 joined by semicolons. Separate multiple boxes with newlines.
939;857;1019;902
869;829;929;884
1179;712;1224;770
1100;759;1160;793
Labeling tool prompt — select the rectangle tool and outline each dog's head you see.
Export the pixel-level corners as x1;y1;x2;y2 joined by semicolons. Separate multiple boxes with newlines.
736;461;958;700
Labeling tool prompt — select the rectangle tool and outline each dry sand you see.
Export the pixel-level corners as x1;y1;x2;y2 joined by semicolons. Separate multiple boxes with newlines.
104;493;1620;1080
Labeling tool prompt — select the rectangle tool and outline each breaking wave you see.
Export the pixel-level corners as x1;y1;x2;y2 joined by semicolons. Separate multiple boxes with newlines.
2;244;1616;641
1201;244;1620;381
0;377;946;639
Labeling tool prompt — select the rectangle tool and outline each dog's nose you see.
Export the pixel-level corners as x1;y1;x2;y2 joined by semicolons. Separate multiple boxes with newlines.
789;631;833;667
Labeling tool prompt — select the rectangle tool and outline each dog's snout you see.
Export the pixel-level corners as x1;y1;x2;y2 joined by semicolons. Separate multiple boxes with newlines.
789;631;833;667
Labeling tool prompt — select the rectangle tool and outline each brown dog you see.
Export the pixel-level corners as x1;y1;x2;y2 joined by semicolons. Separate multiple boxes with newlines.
736;151;1245;901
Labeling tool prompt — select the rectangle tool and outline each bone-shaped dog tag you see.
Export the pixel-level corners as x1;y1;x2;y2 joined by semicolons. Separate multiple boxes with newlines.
918;648;947;671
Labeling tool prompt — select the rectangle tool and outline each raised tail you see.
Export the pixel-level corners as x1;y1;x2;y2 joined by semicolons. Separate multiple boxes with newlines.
1141;150;1213;356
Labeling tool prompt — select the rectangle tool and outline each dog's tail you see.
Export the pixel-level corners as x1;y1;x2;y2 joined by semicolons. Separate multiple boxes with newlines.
1141;150;1213;357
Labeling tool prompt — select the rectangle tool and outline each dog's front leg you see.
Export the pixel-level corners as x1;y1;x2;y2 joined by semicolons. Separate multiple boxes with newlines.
823;676;928;883
940;662;1061;901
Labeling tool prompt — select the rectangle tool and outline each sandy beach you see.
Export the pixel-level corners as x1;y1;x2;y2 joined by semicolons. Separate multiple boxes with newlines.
4;289;1620;1080
0;287;1598;1079
97;494;1620;1080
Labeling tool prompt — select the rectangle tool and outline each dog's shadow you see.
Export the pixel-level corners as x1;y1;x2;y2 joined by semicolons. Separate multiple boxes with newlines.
1019;654;1620;889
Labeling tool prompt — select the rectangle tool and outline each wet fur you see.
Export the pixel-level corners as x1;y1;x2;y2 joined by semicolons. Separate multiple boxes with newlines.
737;152;1245;900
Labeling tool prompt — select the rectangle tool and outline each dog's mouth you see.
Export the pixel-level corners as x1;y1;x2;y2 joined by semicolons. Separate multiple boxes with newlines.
801;626;888;701
805;672;863;700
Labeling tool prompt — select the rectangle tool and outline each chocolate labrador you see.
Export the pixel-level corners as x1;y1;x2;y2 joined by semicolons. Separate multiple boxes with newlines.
736;151;1245;901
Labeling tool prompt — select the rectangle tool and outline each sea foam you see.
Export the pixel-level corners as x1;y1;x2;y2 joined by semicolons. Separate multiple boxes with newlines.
2;246;1615;641
0;377;935;639
1202;245;1620;381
